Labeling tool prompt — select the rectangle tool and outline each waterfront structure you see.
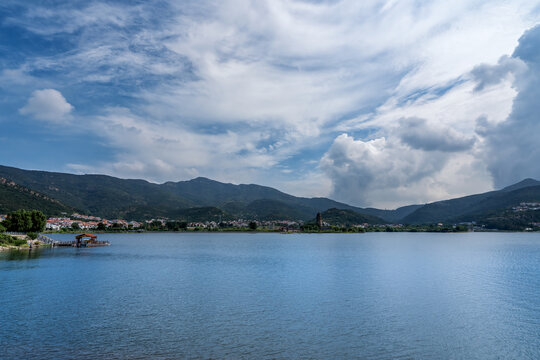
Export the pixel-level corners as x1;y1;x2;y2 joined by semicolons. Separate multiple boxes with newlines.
74;233;109;247
316;212;323;228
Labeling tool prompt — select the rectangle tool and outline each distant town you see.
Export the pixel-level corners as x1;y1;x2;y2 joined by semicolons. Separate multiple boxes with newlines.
2;202;540;233
512;202;540;212
0;211;471;233
2;212;306;232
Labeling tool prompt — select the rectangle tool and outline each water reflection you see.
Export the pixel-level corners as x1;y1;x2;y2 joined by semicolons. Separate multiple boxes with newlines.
1;248;44;260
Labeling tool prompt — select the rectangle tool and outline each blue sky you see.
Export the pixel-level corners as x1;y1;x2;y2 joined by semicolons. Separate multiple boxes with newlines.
1;0;540;208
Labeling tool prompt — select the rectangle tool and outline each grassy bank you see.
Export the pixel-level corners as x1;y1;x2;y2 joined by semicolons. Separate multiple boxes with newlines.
0;233;29;249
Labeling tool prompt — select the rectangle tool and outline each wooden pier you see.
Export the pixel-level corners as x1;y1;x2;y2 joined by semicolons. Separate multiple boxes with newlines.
37;233;110;247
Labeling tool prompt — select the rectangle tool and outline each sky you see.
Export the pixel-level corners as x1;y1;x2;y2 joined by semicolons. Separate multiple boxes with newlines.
1;0;540;209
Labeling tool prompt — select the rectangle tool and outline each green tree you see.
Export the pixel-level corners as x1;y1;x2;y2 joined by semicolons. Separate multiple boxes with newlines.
166;221;179;231
111;222;124;230
6;209;32;232
30;210;46;232
97;222;107;231
71;222;80;230
248;221;257;231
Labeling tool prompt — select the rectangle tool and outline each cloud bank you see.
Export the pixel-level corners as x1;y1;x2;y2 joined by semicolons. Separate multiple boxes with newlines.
475;25;540;188
321;22;540;207
1;1;539;207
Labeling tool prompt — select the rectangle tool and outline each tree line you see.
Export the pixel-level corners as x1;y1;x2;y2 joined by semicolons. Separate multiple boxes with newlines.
0;209;46;233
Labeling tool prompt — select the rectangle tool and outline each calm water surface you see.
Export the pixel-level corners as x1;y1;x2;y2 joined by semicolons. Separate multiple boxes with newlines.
1;232;539;359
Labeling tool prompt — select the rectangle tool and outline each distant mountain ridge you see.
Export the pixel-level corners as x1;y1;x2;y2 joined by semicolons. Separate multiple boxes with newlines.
500;178;540;192
0;165;538;227
402;180;540;224
0;165;382;221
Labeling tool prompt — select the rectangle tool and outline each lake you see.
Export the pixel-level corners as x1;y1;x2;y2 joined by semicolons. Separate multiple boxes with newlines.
1;232;539;359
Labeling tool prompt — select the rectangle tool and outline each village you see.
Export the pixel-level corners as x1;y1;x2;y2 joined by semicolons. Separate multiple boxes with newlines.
0;211;479;233
2;209;537;233
1;211;399;232
31;213;304;231
512;202;540;212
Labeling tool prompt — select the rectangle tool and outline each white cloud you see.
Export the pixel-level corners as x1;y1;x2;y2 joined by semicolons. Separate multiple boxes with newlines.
320;133;490;208
5;2;136;35
19;89;73;122
67;107;286;184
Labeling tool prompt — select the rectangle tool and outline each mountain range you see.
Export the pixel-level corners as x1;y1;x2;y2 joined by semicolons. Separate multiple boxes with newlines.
0;165;538;227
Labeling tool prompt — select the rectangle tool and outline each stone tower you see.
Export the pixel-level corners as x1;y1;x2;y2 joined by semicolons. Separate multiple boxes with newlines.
316;212;323;228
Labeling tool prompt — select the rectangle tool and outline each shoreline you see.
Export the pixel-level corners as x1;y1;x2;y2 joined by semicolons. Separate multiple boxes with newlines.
2;229;537;251
42;228;538;235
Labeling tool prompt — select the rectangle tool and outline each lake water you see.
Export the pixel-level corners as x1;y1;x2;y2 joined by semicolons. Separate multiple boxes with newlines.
1;232;539;359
